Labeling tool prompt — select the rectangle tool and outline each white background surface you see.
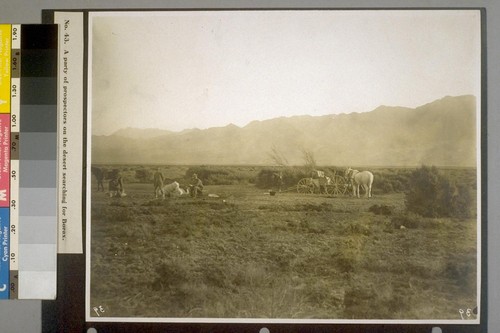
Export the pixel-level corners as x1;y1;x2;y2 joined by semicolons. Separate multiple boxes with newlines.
0;1;498;332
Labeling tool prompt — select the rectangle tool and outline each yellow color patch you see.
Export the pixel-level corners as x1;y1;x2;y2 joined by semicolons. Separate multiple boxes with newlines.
0;25;11;114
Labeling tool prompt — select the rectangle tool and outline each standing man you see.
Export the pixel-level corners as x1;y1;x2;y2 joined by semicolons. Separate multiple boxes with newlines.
273;171;283;192
153;168;165;199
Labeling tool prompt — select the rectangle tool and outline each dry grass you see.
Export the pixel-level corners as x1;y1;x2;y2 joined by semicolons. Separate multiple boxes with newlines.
89;180;478;320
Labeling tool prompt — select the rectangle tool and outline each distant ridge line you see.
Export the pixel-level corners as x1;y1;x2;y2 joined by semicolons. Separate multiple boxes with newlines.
92;95;477;167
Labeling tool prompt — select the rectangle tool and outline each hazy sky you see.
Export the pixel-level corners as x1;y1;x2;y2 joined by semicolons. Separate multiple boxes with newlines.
89;10;481;136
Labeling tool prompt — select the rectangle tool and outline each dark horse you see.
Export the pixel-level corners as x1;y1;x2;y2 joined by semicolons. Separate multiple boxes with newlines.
91;166;106;192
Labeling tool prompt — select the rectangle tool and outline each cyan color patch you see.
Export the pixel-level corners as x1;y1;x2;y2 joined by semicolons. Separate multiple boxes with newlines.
0;208;9;299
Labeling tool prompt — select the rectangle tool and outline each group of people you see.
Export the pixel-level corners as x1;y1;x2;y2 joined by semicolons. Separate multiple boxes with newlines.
90;166;127;197
153;168;204;198
94;167;204;199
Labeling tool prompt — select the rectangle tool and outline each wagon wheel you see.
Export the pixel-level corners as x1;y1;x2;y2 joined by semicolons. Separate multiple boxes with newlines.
297;178;314;194
326;175;349;196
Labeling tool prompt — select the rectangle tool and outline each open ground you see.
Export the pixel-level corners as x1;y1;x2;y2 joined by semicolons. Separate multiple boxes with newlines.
89;166;478;320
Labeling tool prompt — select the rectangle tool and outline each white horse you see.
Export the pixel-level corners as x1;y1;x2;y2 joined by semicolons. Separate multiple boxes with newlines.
156;181;190;199
345;167;374;198
157;181;180;199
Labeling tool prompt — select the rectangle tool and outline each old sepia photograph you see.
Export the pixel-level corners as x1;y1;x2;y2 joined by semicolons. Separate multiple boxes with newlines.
86;10;482;323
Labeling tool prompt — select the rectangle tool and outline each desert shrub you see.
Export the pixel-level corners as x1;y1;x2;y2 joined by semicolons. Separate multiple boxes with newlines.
446;168;477;190
369;204;394;216
135;168;152;183
255;169;279;189
255;168;313;189
391;179;405;192
185;166;253;185
371;169;411;194
380;181;394;193
186;166;227;181
405;165;473;218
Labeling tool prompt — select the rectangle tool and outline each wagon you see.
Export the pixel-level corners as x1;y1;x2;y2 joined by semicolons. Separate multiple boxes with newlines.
296;170;350;196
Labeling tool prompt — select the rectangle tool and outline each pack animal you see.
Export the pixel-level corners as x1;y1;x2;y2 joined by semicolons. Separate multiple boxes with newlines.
345;167;374;198
157;181;188;199
91;166;106;192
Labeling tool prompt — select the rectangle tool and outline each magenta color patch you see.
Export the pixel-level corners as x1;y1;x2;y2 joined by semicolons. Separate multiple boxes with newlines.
0;114;9;207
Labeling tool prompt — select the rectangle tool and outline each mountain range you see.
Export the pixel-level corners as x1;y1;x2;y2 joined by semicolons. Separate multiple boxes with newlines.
91;95;478;167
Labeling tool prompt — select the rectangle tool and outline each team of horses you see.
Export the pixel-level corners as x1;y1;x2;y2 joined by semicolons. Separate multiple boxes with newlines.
303;168;373;197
